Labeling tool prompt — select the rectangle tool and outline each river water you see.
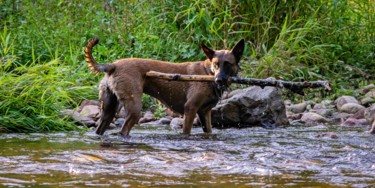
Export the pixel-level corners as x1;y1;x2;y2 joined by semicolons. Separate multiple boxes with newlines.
1;124;375;187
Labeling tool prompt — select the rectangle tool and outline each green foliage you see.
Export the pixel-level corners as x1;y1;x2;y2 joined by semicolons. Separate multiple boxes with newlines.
0;59;95;132
0;0;373;132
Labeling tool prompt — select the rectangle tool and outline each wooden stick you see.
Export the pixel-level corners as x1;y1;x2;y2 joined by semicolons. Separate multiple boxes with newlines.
145;71;331;95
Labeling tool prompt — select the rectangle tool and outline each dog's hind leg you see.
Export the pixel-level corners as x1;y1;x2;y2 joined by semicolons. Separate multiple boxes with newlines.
95;87;118;135
198;110;212;133
119;96;142;137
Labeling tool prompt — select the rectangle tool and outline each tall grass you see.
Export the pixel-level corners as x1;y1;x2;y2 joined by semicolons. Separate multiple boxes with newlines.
0;0;373;132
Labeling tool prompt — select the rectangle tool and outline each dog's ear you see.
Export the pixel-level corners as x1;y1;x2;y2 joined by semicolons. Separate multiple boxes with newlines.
201;43;215;61
231;39;245;63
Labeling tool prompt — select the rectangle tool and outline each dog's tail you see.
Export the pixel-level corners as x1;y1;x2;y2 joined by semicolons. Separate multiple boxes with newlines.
84;38;115;74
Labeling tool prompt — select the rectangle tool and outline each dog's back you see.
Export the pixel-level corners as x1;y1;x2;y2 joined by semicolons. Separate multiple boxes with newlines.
104;58;217;114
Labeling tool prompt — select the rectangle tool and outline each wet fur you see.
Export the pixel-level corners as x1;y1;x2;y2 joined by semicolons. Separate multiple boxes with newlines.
85;38;244;136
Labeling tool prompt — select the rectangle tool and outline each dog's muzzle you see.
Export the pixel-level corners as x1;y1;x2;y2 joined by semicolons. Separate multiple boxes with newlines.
215;76;229;90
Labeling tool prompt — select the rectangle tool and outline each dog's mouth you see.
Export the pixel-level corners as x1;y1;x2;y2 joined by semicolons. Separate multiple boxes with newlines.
215;76;229;90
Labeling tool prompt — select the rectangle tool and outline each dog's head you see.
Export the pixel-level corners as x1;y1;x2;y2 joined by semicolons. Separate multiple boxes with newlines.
202;39;244;90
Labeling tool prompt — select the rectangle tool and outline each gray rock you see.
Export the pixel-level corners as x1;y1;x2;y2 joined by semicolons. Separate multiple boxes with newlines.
71;110;96;127
311;108;333;117
359;84;375;95
211;86;289;128
290;120;304;126
365;89;375;98
316;132;338;139
361;97;374;106
159;118;172;125
341;118;368;126
364;104;375;132
331;112;352;122
301;112;328;124
78;100;99;113
138;111;156;124
116;107;126;118
284;100;292;106
114;118;125;127
287;112;303;121
80;105;100;120
339;103;365;114
370;121;375;134
170;118;184;129
288;102;307;113
335;96;359;110
321;99;333;106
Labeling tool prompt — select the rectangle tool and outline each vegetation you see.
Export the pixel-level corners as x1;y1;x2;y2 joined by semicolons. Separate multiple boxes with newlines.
0;0;373;132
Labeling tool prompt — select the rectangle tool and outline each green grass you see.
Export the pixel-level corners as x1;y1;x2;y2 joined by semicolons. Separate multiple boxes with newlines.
0;0;374;132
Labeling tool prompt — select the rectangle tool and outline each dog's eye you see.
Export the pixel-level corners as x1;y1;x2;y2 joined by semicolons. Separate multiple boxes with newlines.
213;62;219;68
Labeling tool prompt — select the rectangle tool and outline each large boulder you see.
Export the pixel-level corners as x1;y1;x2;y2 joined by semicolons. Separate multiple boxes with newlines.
211;86;289;128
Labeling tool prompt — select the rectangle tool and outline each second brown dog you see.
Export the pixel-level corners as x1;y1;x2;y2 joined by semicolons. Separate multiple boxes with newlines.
85;38;245;136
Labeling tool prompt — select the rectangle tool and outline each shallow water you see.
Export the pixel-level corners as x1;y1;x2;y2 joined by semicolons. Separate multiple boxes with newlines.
1;124;375;187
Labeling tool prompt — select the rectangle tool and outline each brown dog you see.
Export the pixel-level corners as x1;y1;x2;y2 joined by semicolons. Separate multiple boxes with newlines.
85;38;244;136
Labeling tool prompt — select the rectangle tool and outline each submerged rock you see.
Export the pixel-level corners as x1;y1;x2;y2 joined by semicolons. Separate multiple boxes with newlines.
211;86;289;128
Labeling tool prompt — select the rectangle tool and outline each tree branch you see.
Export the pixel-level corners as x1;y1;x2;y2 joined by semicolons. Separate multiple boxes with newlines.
145;71;331;95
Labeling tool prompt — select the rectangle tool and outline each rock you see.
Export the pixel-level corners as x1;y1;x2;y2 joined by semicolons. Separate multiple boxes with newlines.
116;107;126;118
311;108;333;117
361;97;374;106
71;110;96;127
170;118;184;129
107;123;117;130
335;96;359;110
359;84;375;95
321;99;333;106
165;108;181;118
364;104;375;127
316;132;338;139
349;108;365;119
114;118;125;127
80;105;100;119
159;117;172;125
365;89;375;98
301;112;328;124
284;100;292;106
211;86;289;128
290;120;304;126
339;103;365;114
78;100;99;112
138;111;156;124
288;102;307;113
370;121;375;134
287;112;303;121
341;118;368;126
313;103;326;109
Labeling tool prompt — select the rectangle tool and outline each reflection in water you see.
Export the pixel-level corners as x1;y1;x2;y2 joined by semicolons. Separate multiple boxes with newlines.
0;124;375;187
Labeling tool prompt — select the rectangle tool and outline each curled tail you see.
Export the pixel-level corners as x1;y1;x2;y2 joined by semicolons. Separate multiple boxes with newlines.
84;38;115;74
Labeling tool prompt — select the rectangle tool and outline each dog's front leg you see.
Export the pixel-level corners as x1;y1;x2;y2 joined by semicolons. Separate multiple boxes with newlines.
182;103;198;135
